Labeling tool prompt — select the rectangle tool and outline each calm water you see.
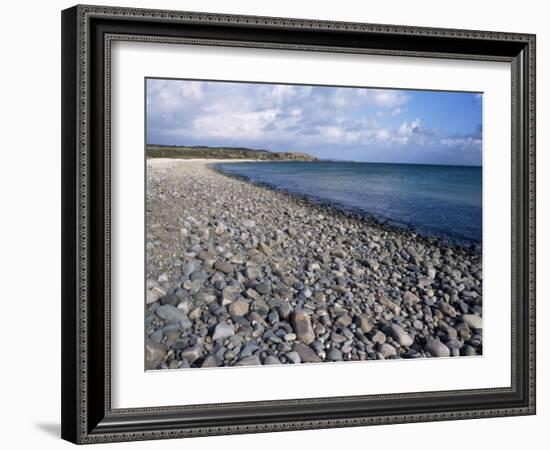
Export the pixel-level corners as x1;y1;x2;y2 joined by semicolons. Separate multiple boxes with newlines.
214;161;482;245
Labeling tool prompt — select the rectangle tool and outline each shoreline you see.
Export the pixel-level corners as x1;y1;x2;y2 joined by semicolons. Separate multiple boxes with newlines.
145;159;483;369
209;161;481;253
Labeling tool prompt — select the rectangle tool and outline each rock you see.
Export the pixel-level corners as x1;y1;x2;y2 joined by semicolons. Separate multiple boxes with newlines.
402;291;420;306
214;260;235;274
188;306;202;320
285;351;301;364
461;345;478;356
326;347;343;361
278;303;293;320
255;281;272;295
379;294;401;315
264;355;281;365
335;314;353;327
283;333;297;342
439;302;457;317
388;324;414;347
244;266;262;279
462;314;483;330
258;242;272;256
293;342;322;363
235;355;261;366
425;338;451;357
331;248;346;258
228;300;249;317
145;339;166;369
180;345;203;364
292;310;315;345
354;314;374;333
372;330;386;344
222;285;241;304
417;276;432;288
252;298;270;317
212;322;235;341
368;259;379;271
190;270;208;282
156;304;188;323
242;219;256;228
181;261;196;276
146;286;167;304
160;292;180;306
201;355;219;368
377;343;397;358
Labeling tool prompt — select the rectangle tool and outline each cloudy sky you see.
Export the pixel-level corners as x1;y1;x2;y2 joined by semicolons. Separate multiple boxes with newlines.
146;78;482;166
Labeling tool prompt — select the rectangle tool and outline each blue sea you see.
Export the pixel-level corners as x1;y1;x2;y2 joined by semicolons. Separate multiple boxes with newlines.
214;161;482;245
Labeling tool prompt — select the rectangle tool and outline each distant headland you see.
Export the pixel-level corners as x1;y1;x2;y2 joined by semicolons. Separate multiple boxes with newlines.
146;144;318;161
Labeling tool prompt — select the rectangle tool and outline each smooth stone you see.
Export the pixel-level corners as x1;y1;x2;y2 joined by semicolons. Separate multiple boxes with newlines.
264;355;281;365
240;342;259;358
368;259;379;271
425;338;451;357
388;324;414;347
212;322;235;341
326;347;343;361
439;302;457;317
293;342;322;363
354;314;374;333
377;342;397;358
242;219;256;228
228;300;249;317
372;330;386;344
156;304;188;323
461;345;478;356
402;291;420;306
146;286;167;304
258;242;272;256
335;314;353;327
255;281;272;295
244;266;262;279
285;351;301;364
222;286;241;304
214;260;235;274
417;276;432;288
180;345;203;364
235;355;261;366
160;293;180;306
292;310;315;345
181;261;196;276
278;303;293;320
462;314;483;330
284;333;297;342
145;339;166;370
252;298;270;317
201;355;220;368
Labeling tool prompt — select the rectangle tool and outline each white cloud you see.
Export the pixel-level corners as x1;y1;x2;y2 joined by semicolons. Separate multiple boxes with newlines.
376;129;391;141
371;89;409;108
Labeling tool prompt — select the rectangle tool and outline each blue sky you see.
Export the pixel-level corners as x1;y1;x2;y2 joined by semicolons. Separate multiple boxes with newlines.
146;78;482;166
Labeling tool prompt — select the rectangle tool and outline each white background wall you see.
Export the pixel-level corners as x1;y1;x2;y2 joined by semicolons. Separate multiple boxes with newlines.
0;0;546;448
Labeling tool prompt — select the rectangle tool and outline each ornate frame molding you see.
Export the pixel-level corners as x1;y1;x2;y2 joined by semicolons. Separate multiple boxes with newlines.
61;4;536;444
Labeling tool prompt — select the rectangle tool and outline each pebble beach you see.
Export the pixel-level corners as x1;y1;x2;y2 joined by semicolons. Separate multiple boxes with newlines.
145;158;483;370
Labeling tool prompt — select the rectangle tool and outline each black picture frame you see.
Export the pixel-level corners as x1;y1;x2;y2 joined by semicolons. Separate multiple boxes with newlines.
61;4;536;444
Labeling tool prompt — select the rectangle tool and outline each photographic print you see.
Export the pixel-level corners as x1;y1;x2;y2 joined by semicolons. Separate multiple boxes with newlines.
144;78;483;370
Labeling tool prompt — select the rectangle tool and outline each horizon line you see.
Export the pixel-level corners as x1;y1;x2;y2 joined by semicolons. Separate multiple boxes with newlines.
146;143;482;168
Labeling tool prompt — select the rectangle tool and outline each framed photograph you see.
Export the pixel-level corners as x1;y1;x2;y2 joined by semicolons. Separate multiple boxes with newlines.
61;4;536;444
